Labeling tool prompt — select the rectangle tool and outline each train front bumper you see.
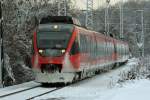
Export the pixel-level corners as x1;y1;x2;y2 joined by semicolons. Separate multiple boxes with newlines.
33;69;75;83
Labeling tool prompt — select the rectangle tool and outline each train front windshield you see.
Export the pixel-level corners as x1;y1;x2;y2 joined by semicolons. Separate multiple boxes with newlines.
36;24;74;57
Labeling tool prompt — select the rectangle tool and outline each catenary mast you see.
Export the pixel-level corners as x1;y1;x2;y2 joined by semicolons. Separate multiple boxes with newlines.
86;0;93;29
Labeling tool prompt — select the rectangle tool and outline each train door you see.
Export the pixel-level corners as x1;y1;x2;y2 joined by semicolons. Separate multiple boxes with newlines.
69;31;80;70
105;37;109;64
79;31;87;69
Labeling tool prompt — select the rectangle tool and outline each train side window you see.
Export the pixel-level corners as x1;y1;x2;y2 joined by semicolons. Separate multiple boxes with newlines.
89;36;92;55
94;37;97;57
80;34;83;53
84;35;88;53
120;44;122;55
82;34;86;53
87;36;90;53
83;35;87;53
91;36;94;57
123;45;125;55
119;44;120;55
103;41;105;57
122;45;124;55
101;42;103;57
102;41;105;57
125;46;126;55
97;39;99;57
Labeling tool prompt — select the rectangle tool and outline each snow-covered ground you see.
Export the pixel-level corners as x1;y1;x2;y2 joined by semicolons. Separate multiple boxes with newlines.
33;58;149;100
102;79;150;100
1;58;150;100
34;79;150;100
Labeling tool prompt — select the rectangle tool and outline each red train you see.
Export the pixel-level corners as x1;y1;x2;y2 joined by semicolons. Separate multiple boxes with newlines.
31;16;130;84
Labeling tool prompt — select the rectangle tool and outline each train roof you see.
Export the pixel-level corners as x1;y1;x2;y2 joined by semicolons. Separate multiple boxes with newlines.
40;16;81;26
75;26;128;44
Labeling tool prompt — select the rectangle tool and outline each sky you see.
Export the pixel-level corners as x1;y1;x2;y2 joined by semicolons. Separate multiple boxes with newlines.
75;0;122;10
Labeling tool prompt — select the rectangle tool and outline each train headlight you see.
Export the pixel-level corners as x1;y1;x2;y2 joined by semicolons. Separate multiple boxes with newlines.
61;49;65;53
39;49;43;54
54;25;58;29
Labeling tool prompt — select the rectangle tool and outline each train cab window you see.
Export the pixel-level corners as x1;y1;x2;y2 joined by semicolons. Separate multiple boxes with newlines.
70;38;79;55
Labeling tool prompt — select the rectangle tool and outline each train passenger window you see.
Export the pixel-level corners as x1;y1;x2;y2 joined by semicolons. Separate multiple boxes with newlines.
85;35;88;53
108;42;110;56
122;45;124;55
107;42;109;56
109;42;111;56
107;42;110;56
81;34;87;54
98;41;101;57
97;40;99;57
119;44;121;55
121;45;122;55
98;41;100;57
120;44;122;55
87;36;90;53
81;34;84;53
110;43;112;55
125;46;126;55
125;46;127;55
102;42;104;57
91;36;94;57
84;35;86;53
123;45;125;55
94;38;97;58
103;42;105;57
118;44;120;55
103;41;105;57
101;42;104;57
89;36;91;55
80;34;83;53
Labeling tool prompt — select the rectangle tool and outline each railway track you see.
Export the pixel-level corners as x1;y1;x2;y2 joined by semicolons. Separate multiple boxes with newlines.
0;85;40;98
27;87;63;100
0;84;64;100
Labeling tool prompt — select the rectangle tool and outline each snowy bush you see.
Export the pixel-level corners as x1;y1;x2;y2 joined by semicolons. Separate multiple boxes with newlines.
116;56;150;86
